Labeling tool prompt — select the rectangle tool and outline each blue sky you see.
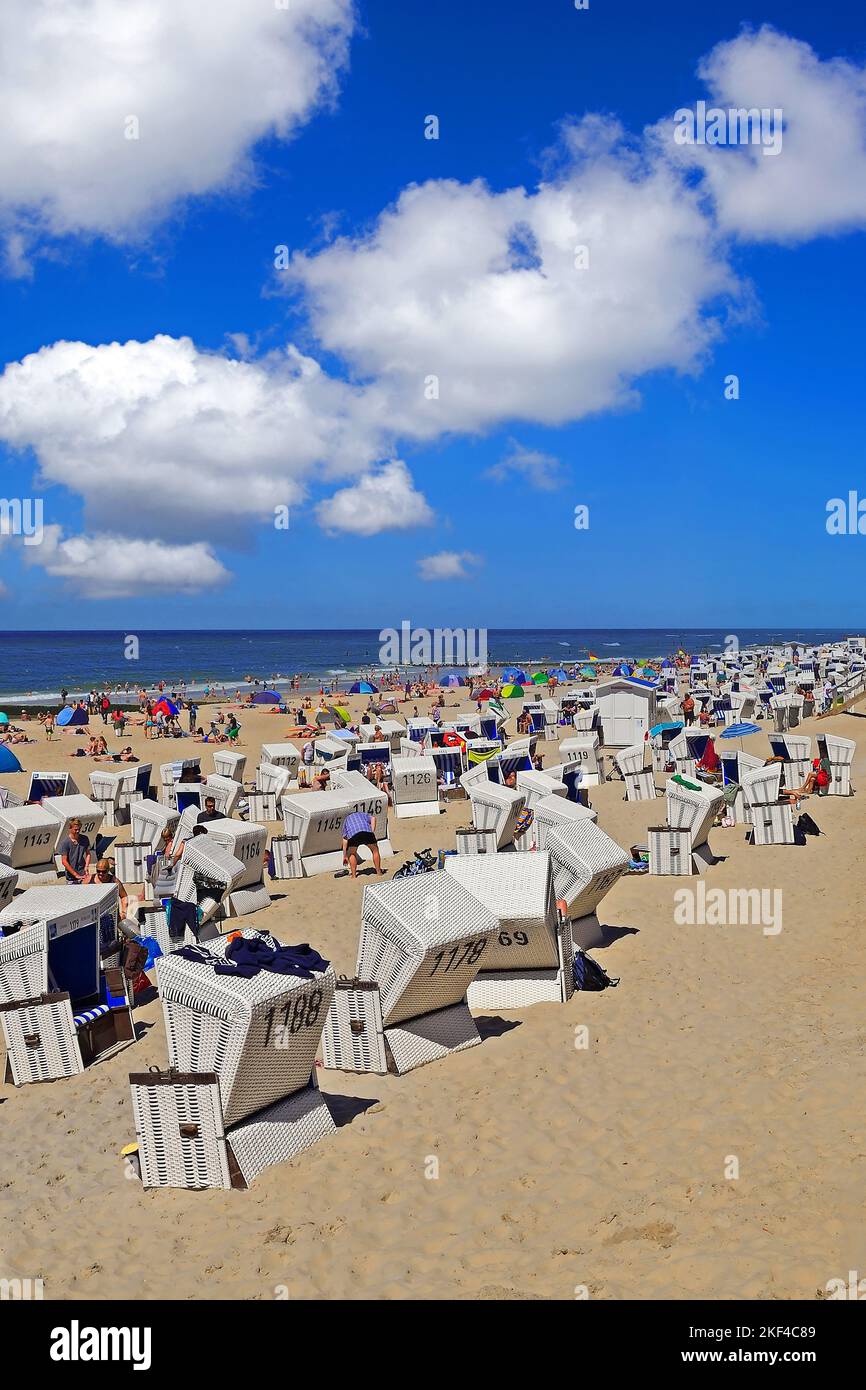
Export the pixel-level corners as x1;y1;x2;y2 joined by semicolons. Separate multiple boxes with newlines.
1;0;865;629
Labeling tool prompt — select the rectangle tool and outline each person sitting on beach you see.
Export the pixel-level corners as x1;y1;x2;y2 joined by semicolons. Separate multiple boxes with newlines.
118;746;138;762
87;858;134;922
197;796;222;825
311;768;331;792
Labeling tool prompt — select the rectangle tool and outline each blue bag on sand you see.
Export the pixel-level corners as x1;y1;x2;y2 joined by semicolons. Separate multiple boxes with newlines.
573;949;619;992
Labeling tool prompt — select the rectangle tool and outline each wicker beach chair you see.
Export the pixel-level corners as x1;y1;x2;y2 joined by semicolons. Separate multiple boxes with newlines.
0;918;46;1003
648;778;726;873
194;818;271;916
445;852;573;1007
131;931;337;1188
816;733;855;796
559;734;601;778
130;799;180;853
545;820;630;950
614;744;657;802
42;794;106;855
532;794;597;851
174;836;247;924
260;743;301;781
515;769;567;813
391;754;440;819
2;963;135;1086
464;779;526;850
0;805;62;884
213;750;246;782
321;872;497;1075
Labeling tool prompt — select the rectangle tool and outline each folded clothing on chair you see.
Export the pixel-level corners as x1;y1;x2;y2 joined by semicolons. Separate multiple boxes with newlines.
174;932;330;980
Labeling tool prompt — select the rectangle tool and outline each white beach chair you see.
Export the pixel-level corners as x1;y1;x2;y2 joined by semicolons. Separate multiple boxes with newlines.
532;794;597;851
174;836;247;924
131;930;336;1188
130;799;180;853
259;743;300;782
559;735;601;777
321;872;497;1075
42;794;106;857
445;852;573;1008
0;860;18;914
391;754;440;818
816;733;855;796
648;778;726;874
192;818;270;917
0;805;64;884
213;750;246;782
545;821;630;950
462;776;525;850
614;744;657;802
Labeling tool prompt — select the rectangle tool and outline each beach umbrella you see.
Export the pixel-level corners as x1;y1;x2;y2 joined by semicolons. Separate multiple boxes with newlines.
251;690;281;704
349;680;378;695
502;668;527;684
613;663;633;677
530;671;549;685
500;683;524;699
720;721;762;752
549;668;569;681
0;712;8;725
439;673;464;687
0;746;22;773
153;698;179;717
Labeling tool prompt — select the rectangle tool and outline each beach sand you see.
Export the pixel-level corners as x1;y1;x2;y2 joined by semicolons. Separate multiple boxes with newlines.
1;693;864;1301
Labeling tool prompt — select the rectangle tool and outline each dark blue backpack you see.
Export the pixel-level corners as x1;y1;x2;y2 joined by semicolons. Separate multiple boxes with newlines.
573;948;619;992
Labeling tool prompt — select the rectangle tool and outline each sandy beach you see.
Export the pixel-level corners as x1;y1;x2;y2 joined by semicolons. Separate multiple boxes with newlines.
1;688;864;1302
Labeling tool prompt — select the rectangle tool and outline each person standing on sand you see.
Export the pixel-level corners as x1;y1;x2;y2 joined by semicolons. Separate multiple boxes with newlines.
340;808;385;880
58;819;92;884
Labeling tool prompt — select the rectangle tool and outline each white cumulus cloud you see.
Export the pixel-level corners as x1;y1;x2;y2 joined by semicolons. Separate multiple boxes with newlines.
657;27;866;242
24;525;228;597
486;440;566;490
0;0;355;266
315;460;433;537
417;551;483;581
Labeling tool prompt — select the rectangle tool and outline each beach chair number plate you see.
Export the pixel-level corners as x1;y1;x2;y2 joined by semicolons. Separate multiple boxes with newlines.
428;938;487;976
262;989;325;1047
497;931;529;948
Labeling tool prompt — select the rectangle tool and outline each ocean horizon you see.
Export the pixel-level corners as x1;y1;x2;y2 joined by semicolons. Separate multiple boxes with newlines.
0;626;857;704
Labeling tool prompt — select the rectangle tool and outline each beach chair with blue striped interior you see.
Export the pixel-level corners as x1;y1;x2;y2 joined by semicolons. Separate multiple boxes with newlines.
391;754;440;818
321;871;497;1075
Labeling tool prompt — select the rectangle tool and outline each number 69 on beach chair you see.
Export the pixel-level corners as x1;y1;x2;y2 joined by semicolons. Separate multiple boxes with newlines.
320;872;497;1075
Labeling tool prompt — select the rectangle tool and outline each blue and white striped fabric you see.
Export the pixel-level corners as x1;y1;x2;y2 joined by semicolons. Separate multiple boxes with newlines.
73;1004;111;1028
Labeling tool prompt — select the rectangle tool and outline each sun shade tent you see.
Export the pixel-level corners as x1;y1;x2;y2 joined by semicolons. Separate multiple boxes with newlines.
349;681;378;695
445;852;573;1008
321;872;497;1076
55;706;89;727
439;673;465;687
0;746;22;774
152;699;179;718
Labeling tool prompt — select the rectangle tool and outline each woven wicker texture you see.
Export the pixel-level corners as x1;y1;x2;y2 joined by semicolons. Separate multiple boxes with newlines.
2;995;84;1084
157;930;335;1127
227;1084;337;1185
385;1000;481;1074
130;1074;230;1189
320;982;387;1073
130;800;180;850
445;853;560;970
0;806;59;867
546;820;629;919
357;871;497;1027
0;920;47;1003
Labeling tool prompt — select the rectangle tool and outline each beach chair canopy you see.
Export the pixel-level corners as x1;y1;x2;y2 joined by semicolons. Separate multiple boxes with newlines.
650;721;684;736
